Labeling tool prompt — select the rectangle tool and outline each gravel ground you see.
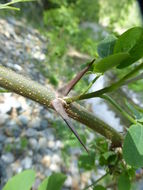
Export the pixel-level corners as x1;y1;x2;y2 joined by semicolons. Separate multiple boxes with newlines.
0;17;93;190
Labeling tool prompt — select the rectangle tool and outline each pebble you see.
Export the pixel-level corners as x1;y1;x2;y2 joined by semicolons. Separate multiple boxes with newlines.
41;155;51;167
1;153;14;164
18;115;29;126
49;163;60;172
25;128;38;137
21;157;32;169
29;138;38;150
29;118;41;130
38;137;47;149
40;119;48;130
47;140;55;149
64;175;72;187
52;154;61;164
0;134;6;143
0;114;9;126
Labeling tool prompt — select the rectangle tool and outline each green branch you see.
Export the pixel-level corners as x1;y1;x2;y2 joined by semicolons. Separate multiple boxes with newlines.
100;94;137;125
65;62;143;103
0;65;123;147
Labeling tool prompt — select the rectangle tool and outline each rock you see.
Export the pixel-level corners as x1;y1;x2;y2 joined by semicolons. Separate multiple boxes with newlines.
0;114;9;126
38;137;47;149
29;118;41;130
33;154;42;164
4;123;21;137
0;134;6;143
18;115;29;126
55;140;64;149
13;64;22;71
52;154;61;164
11;160;22;173
2;152;14;164
49;163;60;172
40;119;48;130
21;157;32;169
29;138;38;150
25;128;38;137
64;175;72;187
41;155;51;167
0;160;7;188
47;140;55;149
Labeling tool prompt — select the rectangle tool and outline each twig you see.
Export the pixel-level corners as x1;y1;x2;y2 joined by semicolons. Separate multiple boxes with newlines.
59;59;95;96
83;172;109;190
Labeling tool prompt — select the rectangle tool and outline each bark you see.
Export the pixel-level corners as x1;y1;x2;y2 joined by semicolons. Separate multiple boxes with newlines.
0;65;123;147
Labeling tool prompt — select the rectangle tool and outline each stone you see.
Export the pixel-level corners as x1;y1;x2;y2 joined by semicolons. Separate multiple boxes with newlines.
18;115;29;126
21;157;32;169
25;128;38;137
52;154;61;164
4;124;21;137
0;114;9;126
29;118;41;130
49;163;60;172
47;140;55;149
0;134;6;143
41;155;51;167
40;119;48;130
64;175;72;187
38;137;47;149
29;138;38;150
11;161;22;173
2;152;14;164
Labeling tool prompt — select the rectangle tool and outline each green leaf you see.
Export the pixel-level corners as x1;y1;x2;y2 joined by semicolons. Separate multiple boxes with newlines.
118;173;131;190
42;173;67;190
97;35;117;58
114;27;143;68
3;170;35;190
94;53;129;73
123;124;143;168
99;151;117;166
125;100;143;120
0;0;34;10
38;177;49;190
93;185;106;190
78;152;95;170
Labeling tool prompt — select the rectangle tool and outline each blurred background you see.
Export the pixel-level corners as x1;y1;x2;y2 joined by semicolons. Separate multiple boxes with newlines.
0;0;143;189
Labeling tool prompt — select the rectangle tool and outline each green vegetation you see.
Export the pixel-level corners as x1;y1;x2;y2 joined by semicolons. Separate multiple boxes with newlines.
1;0;143;190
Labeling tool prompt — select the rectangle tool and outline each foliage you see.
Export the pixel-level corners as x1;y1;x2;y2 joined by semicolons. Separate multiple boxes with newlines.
3;170;35;190
0;0;34;11
1;1;143;190
3;171;66;190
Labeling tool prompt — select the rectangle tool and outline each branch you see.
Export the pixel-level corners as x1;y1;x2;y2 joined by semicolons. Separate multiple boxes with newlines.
0;65;123;147
65;62;143;103
59;59;95;96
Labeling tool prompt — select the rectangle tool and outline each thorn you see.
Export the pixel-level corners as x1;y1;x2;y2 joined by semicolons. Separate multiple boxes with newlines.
52;98;89;153
59;59;95;96
63;118;89;153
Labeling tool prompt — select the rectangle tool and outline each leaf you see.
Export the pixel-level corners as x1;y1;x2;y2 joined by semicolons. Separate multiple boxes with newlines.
38;177;49;190
93;185;106;190
114;27;143;68
97;35;117;58
94;53;129;73
118;173;131;190
3;170;35;190
78;152;95;170
125;100;143;120
123;124;143;168
0;0;34;10
46;173;66;190
99;151;117;166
